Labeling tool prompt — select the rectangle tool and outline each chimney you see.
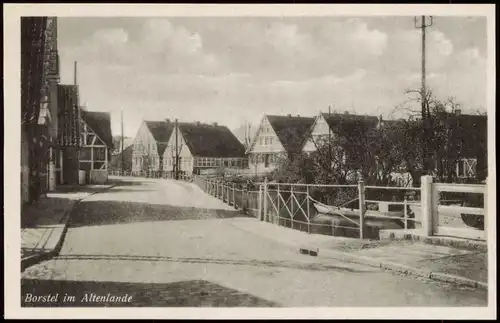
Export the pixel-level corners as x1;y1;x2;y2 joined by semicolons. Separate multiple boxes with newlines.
455;109;462;115
377;115;383;128
165;118;170;123
196;121;201;126
212;122;218;127
344;111;349;115
287;114;292;117
297;114;300;117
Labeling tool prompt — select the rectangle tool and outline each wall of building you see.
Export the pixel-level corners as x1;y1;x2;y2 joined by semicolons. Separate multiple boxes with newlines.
163;127;193;175
248;116;285;174
132;123;162;172
21;130;30;204
302;114;331;153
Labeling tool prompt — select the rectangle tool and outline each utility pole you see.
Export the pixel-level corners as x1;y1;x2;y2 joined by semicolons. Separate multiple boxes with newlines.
121;109;124;176
328;105;332;167
415;15;433;175
174;118;179;180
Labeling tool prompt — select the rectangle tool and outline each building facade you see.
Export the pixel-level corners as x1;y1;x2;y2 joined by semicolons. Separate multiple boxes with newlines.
21;16;60;204
247;114;315;174
132;120;174;174
78;109;113;184
163;122;247;176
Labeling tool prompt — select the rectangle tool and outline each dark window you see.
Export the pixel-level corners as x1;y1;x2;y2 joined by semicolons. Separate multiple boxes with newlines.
80;147;92;160
94;147;106;161
94;162;105;170
264;154;269;167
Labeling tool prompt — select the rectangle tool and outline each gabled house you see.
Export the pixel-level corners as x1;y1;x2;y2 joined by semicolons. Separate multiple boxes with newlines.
301;112;380;153
247;114;315;174
132;119;175;174
78;109;114;183
163;122;247;176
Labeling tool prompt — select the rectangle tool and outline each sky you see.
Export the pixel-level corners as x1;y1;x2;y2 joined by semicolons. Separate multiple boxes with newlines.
57;16;487;139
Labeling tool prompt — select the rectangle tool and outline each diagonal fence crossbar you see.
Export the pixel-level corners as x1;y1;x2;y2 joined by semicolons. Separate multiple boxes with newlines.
108;172;487;241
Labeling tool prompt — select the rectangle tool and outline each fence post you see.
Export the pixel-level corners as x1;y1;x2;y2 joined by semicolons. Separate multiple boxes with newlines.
232;183;235;206
421;175;435;237
403;197;408;230
277;184;280;223
263;177;268;222
307;185;311;234
484;177;488;241
258;184;263;221
358;180;365;239
216;180;219;198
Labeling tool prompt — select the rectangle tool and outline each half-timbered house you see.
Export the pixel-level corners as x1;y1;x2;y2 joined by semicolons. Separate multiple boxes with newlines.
78;109;113;184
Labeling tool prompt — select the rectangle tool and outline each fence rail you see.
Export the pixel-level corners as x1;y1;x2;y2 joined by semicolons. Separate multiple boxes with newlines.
108;171;488;241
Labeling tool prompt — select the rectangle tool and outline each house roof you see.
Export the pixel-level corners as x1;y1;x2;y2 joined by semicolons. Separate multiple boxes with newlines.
80;109;113;148
144;120;175;155
178;122;246;158
144;121;175;143
321;112;379;130
266;115;316;154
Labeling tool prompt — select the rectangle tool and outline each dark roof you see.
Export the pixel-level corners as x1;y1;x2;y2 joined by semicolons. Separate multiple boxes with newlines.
144;121;175;143
178;122;246;158
144;121;175;155
267;115;315;154
321;112;379;130
81;109;113;148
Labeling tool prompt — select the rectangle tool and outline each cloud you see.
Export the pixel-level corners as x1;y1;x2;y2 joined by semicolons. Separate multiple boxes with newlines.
57;17;487;138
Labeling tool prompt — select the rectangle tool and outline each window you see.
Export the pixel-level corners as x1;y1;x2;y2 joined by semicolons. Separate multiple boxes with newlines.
94;147;106;161
259;138;263;145
94;161;105;170
269;137;273;145
264;137;269;145
264;154;269;167
224;159;229;167
80;147;92;160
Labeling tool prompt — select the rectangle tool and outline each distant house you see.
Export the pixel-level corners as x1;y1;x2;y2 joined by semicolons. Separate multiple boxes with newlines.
132;119;174;174
112;136;134;155
162;122;247;176
78;109;114;184
247;114;315;174
301;112;380;153
109;145;133;173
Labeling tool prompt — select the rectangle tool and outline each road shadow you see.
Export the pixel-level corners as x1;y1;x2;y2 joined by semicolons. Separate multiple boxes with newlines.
22;197;73;228
69;200;253;228
21;278;280;307
52;253;372;273
107;178;156;187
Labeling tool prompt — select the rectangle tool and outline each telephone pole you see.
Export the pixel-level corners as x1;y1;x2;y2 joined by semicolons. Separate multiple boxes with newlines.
174;118;179;180
121;109;124;176
415;15;433;175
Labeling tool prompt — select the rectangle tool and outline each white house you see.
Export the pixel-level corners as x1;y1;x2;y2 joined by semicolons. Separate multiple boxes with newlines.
301;112;380;153
131;119;174;174
246;114;315;174
163;122;247;176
